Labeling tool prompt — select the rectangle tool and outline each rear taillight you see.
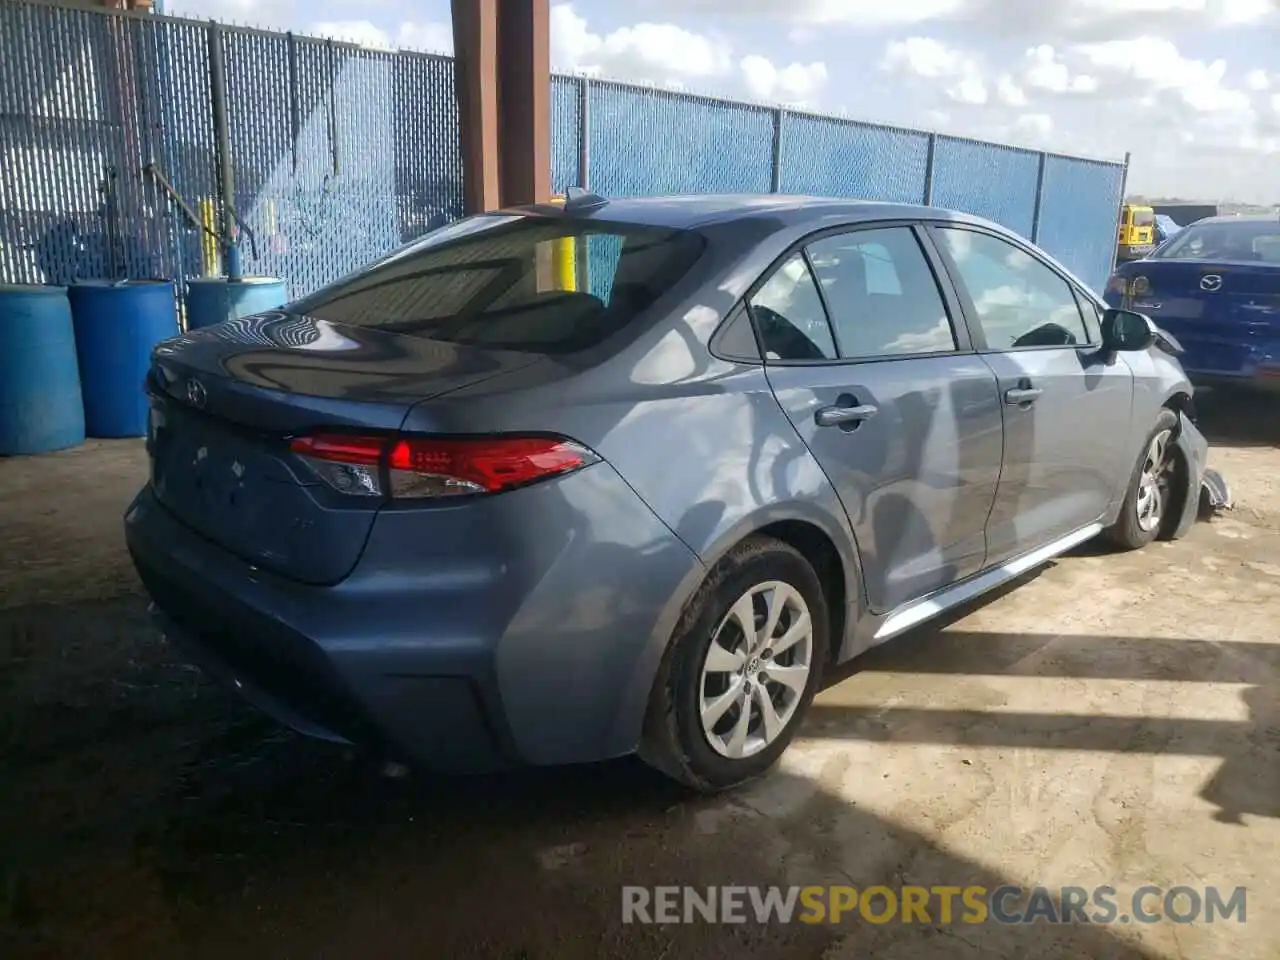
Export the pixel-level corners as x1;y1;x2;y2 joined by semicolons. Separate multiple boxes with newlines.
288;432;600;499
1105;274;1149;298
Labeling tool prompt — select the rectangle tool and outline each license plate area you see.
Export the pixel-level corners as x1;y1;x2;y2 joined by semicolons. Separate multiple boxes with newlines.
148;395;299;556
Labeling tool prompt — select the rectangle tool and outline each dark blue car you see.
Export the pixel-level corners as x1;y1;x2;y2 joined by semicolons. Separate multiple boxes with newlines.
1105;215;1280;390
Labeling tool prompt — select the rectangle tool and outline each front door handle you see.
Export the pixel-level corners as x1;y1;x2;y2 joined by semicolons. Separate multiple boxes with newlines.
815;403;879;427
1004;387;1043;405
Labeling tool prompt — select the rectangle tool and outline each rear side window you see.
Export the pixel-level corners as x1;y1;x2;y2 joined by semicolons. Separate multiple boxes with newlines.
934;227;1088;349
1132;209;1155;227
806;227;957;359
747;253;838;361
289;215;704;355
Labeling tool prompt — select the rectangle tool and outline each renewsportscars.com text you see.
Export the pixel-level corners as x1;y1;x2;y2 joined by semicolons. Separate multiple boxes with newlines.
622;885;1247;926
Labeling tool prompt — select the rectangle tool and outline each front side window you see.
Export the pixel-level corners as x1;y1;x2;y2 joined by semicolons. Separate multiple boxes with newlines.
1074;291;1103;344
290;215;704;355
934;227;1088;350
747;253;838;361
806;227;956;359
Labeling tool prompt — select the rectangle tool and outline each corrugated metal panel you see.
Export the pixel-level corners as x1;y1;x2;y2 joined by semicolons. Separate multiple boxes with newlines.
1037;155;1126;292
930;136;1041;238
778;115;930;204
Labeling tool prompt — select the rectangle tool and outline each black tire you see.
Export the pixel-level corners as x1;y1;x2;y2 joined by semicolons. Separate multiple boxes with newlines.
1104;408;1180;551
638;535;830;792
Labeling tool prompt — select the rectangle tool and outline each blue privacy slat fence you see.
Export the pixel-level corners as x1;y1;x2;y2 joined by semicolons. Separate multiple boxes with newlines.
0;1;1127;299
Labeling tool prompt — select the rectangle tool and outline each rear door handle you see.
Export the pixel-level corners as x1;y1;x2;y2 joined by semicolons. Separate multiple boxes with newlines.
815;403;879;427
1004;387;1042;405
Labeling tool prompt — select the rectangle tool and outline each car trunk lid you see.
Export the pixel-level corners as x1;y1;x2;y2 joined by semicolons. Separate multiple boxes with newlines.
146;311;540;584
1122;260;1280;374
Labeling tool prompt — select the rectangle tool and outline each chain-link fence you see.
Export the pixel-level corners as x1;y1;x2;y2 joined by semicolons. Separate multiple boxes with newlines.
0;1;1127;299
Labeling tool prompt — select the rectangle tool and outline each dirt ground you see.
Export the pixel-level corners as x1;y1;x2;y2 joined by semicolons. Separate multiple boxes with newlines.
1;392;1277;960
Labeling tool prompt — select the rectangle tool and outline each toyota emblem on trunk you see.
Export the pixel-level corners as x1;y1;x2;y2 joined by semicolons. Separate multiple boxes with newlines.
185;378;207;408
1200;275;1223;292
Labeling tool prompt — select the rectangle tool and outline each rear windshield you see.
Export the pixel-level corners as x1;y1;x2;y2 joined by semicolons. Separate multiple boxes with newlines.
1131;209;1155;227
288;214;705;354
1154;220;1280;263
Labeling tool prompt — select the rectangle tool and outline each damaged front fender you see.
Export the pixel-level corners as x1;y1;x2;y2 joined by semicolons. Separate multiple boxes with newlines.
1167;411;1232;540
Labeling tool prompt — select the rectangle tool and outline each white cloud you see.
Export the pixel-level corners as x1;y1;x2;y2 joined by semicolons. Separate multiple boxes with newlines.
551;5;732;80
310;19;453;53
396;22;454;54
312;20;393;48
551;4;827;104
1075;37;1253;116
880;37;988;105
996;75;1028;106
1014;112;1053;141
741;55;829;103
1247;69;1271;91
646;0;1279;39
654;0;966;26
1020;45;1099;94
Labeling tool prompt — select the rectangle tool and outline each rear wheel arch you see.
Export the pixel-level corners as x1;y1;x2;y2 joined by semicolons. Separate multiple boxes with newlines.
753;519;849;669
692;510;862;662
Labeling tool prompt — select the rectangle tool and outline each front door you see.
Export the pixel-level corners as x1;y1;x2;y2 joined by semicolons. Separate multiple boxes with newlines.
751;225;1003;615
930;225;1134;565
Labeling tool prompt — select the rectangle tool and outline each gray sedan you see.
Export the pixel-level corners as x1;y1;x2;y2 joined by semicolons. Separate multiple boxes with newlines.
126;193;1211;791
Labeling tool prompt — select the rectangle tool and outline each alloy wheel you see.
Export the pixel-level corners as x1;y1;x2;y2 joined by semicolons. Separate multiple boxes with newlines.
1135;429;1173;533
698;580;814;759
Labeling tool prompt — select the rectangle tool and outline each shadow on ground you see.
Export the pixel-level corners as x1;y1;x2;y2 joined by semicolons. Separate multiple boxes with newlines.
1192;387;1280;449
5;585;1274;959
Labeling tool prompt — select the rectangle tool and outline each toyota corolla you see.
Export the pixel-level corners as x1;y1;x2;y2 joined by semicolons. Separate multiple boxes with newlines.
127;194;1216;791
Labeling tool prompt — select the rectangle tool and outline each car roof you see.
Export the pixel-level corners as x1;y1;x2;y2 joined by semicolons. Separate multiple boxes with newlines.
508;193;1002;232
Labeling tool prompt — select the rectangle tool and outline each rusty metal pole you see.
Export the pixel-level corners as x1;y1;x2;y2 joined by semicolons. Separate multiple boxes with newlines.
495;0;550;206
450;0;501;213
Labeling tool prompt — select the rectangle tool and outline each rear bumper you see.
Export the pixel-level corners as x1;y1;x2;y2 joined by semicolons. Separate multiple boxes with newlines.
1188;370;1280;394
125;464;703;772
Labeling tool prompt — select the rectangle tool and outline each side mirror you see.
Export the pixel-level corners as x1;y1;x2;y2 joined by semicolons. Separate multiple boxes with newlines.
1101;308;1157;352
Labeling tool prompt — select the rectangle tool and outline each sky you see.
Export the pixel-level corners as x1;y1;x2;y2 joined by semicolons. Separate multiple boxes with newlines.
167;0;1280;203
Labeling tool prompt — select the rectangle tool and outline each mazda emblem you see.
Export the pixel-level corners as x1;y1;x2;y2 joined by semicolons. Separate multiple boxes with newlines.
1200;274;1223;292
185;378;207;409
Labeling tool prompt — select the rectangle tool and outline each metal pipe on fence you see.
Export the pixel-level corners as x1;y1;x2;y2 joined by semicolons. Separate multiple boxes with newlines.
207;19;237;278
770;107;784;193
922;132;937;206
1110;150;1133;274
577;76;591;189
1031;151;1048;244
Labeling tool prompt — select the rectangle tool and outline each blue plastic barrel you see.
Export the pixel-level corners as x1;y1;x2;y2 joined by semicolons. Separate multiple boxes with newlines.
69;280;180;438
185;276;288;330
0;285;85;456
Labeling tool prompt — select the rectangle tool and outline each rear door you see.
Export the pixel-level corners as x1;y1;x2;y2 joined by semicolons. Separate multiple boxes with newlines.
929;225;1133;565
755;223;1004;615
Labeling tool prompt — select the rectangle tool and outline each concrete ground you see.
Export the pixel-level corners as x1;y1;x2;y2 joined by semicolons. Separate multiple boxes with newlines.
1;393;1277;959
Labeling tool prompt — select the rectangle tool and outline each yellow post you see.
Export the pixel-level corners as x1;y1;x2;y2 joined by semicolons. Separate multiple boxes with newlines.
547;194;577;291
198;197;219;276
